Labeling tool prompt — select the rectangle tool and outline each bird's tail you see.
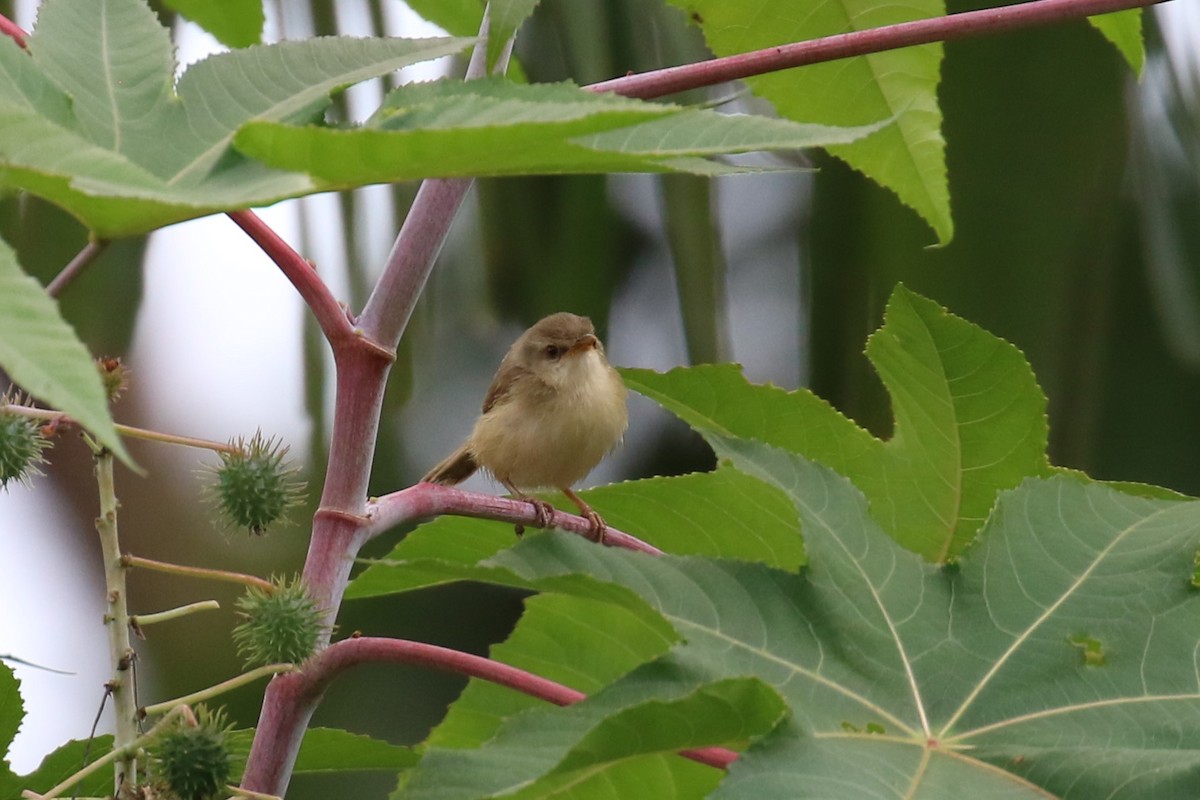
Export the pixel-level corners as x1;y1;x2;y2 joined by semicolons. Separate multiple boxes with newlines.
422;443;479;485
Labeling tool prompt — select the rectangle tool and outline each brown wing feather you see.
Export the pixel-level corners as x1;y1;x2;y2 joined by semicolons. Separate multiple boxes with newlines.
481;362;533;414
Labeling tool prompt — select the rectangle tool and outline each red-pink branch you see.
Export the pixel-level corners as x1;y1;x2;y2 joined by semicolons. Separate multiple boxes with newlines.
590;0;1165;99
249;636;737;778
365;482;664;555
226;210;355;346
0;13;25;48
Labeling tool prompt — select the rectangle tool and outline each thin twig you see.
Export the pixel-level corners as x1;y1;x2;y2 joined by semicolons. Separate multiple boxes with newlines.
121;555;276;593
0;403;239;454
130;600;221;628
589;0;1164;99
139;664;296;718
45;240;109;298
0;654;73;675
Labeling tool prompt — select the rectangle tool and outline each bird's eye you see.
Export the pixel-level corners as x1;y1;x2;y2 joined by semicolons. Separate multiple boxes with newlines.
544;344;562;360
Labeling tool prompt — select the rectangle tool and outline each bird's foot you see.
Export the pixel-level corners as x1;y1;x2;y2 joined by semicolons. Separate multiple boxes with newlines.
563;488;607;544
583;510;607;545
528;497;557;529
512;496;557;538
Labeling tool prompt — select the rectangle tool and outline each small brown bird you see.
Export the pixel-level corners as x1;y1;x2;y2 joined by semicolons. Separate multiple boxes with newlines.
422;312;628;540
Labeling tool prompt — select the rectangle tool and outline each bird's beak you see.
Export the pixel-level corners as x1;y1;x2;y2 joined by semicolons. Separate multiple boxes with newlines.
568;333;599;355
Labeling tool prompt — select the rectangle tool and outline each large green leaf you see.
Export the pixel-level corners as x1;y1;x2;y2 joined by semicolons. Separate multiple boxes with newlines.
0;238;129;464
0;0;474;237
623;285;1052;561
386;459;1200;798
665;0;950;243
397;666;784;799
162;0;264;48
235;78;890;182
232;727;419;775
425;593;678;751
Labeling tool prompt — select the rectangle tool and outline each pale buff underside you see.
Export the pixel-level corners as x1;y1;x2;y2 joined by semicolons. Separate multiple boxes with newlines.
468;348;628;490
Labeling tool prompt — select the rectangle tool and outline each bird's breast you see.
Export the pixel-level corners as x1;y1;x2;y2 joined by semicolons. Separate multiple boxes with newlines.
469;354;628;490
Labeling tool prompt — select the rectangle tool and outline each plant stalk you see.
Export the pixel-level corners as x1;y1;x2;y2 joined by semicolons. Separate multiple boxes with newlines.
589;0;1165;99
139;664;295;718
92;452;139;796
121;555;275;593
129;600;220;628
45;239;109;298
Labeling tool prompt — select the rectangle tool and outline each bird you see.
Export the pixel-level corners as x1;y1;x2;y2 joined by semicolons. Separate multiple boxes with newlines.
422;312;628;542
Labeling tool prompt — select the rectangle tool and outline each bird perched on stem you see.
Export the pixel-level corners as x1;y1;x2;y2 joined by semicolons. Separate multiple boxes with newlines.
422;312;628;541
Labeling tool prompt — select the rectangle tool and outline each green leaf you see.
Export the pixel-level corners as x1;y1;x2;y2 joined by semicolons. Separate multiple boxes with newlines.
622;285;1051;561
0;736;116;799
235;78;890;183
1088;9;1144;74
0;238;130;464
486;0;541;71
667;0;951;242
426;592;679;750
293;728;419;773
0;0;474;237
398;667;784;799
162;0;265;49
404;0;484;36
0;663;21;774
397;455;1200;797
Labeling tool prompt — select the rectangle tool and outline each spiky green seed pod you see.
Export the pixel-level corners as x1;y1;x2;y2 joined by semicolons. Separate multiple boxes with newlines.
149;705;233;800
207;432;304;535
232;575;326;667
0;410;50;489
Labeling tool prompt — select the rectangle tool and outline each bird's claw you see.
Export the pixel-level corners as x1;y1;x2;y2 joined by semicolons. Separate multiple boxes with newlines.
529;498;556;529
584;510;607;545
514;498;556;537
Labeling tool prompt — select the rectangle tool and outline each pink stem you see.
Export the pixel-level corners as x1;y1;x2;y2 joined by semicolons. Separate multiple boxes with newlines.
250;637;737;776
589;0;1164;100
0;13;26;48
366;483;664;555
243;14;504;795
226;210;356;346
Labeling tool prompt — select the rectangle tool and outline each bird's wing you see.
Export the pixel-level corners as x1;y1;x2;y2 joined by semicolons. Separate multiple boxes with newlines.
481;363;533;414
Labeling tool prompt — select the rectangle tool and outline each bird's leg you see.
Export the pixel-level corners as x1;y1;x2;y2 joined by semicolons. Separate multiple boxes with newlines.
502;480;556;536
562;488;606;544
